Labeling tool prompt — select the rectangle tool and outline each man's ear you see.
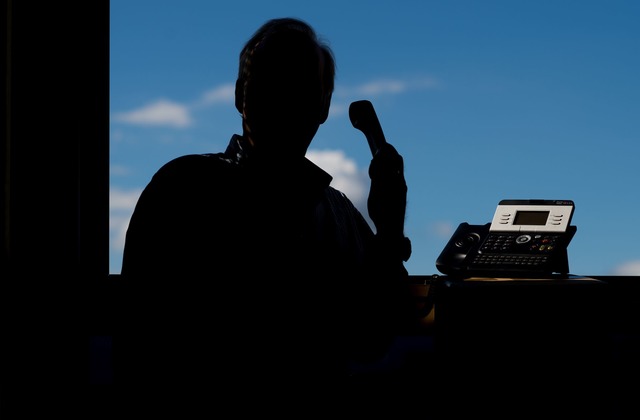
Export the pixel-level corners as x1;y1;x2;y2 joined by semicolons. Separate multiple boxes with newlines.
319;92;331;124
235;79;243;114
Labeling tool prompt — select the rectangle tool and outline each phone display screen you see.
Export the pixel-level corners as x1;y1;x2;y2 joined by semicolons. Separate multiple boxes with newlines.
513;210;549;226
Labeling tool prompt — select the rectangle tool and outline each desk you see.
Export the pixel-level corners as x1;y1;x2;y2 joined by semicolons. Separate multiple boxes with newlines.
420;275;612;417
434;275;607;334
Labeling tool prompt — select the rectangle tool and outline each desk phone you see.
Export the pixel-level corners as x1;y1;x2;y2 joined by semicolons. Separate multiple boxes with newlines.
436;199;576;278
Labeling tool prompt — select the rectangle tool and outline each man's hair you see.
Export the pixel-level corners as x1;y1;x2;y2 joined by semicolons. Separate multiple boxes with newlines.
238;17;336;96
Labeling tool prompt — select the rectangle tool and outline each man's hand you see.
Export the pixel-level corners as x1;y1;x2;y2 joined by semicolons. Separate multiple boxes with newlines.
367;142;407;239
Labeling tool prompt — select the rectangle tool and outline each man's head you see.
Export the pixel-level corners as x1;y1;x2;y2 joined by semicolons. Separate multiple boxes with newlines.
235;18;335;159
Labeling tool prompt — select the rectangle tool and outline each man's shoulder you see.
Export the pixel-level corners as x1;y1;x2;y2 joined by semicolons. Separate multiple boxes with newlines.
324;186;367;222
325;186;351;205
153;153;236;179
162;152;233;169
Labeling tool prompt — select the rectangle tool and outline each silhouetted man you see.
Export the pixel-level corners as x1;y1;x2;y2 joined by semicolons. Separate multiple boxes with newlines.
120;17;414;398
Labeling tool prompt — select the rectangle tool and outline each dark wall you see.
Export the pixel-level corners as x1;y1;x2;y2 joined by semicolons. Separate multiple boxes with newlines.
2;0;110;390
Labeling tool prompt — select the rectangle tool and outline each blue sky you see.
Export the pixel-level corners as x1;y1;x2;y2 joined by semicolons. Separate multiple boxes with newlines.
110;0;640;277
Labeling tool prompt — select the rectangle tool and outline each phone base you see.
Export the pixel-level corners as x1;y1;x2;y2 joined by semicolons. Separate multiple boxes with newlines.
436;222;575;279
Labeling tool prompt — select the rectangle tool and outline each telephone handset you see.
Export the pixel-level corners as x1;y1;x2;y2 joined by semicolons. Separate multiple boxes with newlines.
349;100;412;262
349;100;387;156
436;199;577;278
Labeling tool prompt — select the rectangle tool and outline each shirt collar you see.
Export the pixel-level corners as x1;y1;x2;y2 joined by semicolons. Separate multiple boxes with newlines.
224;134;333;189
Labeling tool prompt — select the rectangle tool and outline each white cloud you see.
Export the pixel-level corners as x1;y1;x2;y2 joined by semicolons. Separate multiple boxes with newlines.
328;102;348;118
613;260;640;276
109;187;142;256
109;164;131;177
113;99;192;128
327;76;441;119
335;76;440;98
198;83;235;106
357;79;407;96
110;187;141;210
112;77;440;127
111;83;234;129
306;149;369;218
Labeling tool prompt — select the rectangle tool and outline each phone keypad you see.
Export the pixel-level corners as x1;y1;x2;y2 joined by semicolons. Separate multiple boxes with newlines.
480;233;562;253
470;253;549;267
470;232;563;269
